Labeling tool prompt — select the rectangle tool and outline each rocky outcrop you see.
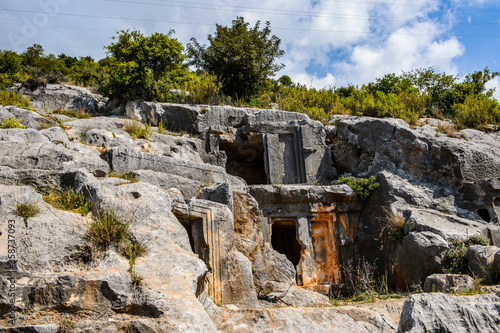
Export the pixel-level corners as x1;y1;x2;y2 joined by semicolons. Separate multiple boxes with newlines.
329;117;500;288
1;86;499;332
398;293;500;333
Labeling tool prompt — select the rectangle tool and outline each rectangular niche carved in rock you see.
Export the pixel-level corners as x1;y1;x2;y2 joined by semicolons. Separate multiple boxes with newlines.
220;138;267;185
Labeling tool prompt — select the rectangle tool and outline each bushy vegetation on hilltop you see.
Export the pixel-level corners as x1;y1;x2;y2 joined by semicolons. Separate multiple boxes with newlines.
0;17;499;130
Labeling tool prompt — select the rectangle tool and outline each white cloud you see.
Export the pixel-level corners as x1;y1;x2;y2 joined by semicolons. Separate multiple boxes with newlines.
485;76;500;101
292;72;336;89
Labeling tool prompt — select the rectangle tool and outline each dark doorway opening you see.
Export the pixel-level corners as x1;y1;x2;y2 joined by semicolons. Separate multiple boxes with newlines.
220;139;267;185
271;219;302;267
478;208;491;222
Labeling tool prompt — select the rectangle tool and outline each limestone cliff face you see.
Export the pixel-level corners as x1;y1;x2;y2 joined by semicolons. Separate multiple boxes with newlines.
0;84;499;332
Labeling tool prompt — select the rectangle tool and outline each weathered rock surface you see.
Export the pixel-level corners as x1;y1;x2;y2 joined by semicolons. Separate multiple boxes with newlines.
0;106;58;130
467;245;500;280
393;231;449;288
209;299;404;333
398;293;500;333
423;274;474;293
0;141;109;177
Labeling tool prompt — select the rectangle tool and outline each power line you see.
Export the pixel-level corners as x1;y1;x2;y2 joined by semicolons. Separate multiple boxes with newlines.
103;0;500;25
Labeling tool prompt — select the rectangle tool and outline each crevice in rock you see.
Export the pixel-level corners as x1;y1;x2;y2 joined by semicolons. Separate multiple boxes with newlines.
478;208;491;222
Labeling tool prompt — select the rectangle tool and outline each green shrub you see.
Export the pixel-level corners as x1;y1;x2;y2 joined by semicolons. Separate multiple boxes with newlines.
0;91;32;109
444;234;490;274
183;73;221;104
338;176;380;201
452;94;500;130
1;116;26;129
43;189;90;216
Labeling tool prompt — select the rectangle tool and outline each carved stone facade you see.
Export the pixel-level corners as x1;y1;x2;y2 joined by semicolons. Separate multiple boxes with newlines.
250;185;362;287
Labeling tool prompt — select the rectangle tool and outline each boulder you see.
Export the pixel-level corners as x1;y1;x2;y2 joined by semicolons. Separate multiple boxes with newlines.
495;251;500;272
11;84;104;113
39;126;69;145
398;293;500;333
404;209;487;241
423;274;475;293
393;231;448;288
260;281;330;307
334;116;500;184
209;302;401;333
129;169;200;198
200;181;233;209
0;128;49;143
0;185;90;274
467;245;500;280
125;101;200;132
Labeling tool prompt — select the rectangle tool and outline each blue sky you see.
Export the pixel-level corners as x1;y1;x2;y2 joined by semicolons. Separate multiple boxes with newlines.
1;0;499;98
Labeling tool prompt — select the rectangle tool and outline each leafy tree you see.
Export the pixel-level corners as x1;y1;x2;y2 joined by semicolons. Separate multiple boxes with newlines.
68;56;104;87
99;29;187;101
453;67;499;102
187;16;285;99
0;50;26;89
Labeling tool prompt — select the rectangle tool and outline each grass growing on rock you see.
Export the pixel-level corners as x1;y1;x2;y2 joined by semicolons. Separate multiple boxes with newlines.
43;189;90;216
52;107;91;119
380;207;406;243
87;204;146;285
87;206;131;251
123;120;152;140
444;234;490;275
108;171;139;184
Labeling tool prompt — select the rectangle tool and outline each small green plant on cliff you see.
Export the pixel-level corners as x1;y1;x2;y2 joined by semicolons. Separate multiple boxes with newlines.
58;319;76;333
338;176;379;201
1;116;26;129
108;171;139;184
157;118;165;134
43;189;90;216
87;206;131;251
444;234;490;274
16;201;40;226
